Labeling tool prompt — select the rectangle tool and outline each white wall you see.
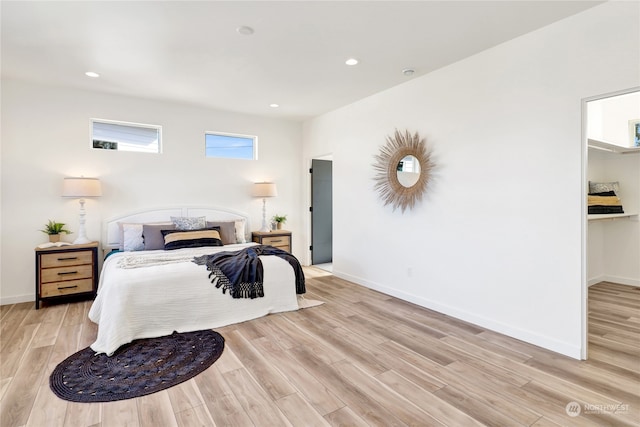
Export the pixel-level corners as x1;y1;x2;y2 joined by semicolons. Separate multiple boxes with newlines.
1;79;303;304
302;2;640;358
588;92;640;147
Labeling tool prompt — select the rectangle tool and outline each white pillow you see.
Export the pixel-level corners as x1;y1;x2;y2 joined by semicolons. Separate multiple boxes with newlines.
118;223;144;251
118;221;174;251
235;219;247;243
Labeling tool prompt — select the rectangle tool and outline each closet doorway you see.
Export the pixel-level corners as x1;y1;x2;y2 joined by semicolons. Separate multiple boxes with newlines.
583;87;640;359
310;158;333;270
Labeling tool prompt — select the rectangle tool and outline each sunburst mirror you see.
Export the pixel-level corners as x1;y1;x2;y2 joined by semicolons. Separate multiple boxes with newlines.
373;129;434;213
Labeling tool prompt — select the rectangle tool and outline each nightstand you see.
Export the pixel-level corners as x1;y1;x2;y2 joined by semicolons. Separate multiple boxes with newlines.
34;242;99;309
252;230;292;253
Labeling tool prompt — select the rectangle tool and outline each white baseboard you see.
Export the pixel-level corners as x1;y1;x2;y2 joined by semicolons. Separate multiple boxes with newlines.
589;275;639;287
588;275;606;287
333;270;582;360
0;294;34;306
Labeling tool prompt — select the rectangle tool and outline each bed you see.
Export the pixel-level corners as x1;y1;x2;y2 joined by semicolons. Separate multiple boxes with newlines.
88;207;304;356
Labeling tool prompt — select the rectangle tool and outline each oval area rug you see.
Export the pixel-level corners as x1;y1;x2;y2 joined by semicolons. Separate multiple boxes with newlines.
50;329;224;402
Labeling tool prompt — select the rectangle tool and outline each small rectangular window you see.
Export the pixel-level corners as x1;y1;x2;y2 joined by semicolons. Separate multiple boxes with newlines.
205;132;257;160
91;119;161;153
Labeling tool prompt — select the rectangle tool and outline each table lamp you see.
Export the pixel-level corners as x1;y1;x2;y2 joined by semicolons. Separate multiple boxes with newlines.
252;182;277;232
62;177;102;244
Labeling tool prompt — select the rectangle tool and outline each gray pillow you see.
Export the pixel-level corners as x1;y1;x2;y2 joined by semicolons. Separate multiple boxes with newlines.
143;223;176;250
206;221;237;245
589;181;619;194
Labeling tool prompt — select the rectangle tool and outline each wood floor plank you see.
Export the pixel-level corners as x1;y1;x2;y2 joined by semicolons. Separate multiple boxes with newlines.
223;329;297;400
374;369;483;426
0;302;32;352
331;360;444;426
174;404;215;427
0;345;53;427
166;379;206;415
102;399;140;427
276;392;332;427
444;360;542;425
323;406;370;427
222;367;292;426
25;385;67;427
287;345;408;427
1;323;40;379
60;301;86;327
0;377;12;400
136;391;178;427
290;316;389;376
251;336;346;416
78;316;99;350
434;384;527;426
521;380;637;427
212;345;244;374
64;401;101;427
194;366;254;427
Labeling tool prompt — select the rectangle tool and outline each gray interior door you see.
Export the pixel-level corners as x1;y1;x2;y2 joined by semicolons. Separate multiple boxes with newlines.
311;159;333;265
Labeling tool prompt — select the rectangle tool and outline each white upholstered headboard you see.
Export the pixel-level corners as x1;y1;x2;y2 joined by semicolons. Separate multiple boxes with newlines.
103;206;251;250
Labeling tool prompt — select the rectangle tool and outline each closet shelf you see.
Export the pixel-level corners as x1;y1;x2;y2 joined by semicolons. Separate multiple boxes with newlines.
588;212;639;221
588;139;640;154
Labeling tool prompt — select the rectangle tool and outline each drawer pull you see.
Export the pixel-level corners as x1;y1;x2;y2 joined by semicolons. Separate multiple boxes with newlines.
270;239;283;243
58;257;79;261
58;271;78;276
57;285;78;290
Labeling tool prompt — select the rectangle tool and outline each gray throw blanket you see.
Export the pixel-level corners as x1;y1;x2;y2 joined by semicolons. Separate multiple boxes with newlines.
193;245;305;299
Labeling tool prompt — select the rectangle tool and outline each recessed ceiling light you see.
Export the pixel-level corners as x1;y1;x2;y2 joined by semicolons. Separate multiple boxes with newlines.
402;69;415;76
236;26;254;35
269;103;279;108
85;71;100;78
345;58;358;66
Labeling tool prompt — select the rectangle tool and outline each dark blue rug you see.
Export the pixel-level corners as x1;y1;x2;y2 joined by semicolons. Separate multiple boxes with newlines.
50;329;224;402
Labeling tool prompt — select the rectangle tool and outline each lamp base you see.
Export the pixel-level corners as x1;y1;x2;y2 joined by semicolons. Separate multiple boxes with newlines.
260;197;271;232
72;236;92;245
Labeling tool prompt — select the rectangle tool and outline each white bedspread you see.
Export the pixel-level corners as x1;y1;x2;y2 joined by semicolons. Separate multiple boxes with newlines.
88;243;299;355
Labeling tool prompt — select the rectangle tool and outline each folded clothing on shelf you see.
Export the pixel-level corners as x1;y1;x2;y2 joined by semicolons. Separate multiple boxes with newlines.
588;190;624;214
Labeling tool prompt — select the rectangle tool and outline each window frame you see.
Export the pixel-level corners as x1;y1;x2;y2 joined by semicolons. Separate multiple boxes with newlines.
90;118;162;154
204;131;258;160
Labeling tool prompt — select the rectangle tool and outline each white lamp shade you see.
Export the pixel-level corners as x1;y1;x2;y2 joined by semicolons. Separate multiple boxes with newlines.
62;177;102;198
252;182;277;198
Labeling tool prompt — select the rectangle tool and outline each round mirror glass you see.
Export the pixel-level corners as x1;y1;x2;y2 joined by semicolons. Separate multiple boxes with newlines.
396;155;421;187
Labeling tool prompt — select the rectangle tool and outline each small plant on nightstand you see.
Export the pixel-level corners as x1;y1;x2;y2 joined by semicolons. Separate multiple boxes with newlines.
272;214;287;230
39;220;71;242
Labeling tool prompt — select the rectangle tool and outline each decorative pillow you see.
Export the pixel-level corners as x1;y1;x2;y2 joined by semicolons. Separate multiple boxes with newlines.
235;219;247;243
161;228;223;250
118;223;144;251
206;221;237;245
143;223;176;250
589;181;619;194
171;216;206;230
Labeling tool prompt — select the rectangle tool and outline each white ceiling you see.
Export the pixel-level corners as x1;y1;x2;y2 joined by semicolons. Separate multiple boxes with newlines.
1;1;602;121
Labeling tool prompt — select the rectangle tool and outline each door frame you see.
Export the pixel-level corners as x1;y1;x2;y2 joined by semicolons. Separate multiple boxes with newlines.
580;86;640;359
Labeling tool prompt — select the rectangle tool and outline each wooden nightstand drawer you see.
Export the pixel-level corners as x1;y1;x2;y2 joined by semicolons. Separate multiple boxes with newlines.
40;264;94;284
40;279;94;298
252;231;292;253
261;235;290;247
40;251;93;268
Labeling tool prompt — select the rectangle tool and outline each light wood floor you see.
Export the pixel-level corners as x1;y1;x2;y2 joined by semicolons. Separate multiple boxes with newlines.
1;268;638;426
